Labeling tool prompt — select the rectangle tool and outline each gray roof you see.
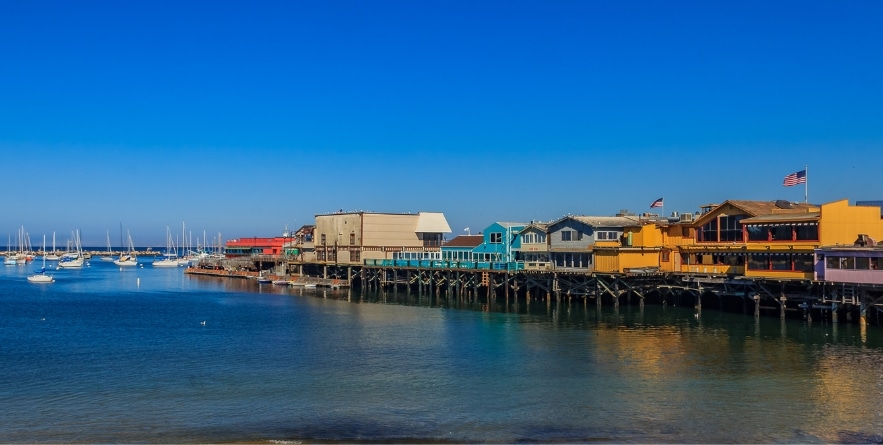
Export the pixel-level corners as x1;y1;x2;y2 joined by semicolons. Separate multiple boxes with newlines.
570;216;642;228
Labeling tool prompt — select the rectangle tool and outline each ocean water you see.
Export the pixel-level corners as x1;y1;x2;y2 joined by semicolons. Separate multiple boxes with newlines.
1;260;882;444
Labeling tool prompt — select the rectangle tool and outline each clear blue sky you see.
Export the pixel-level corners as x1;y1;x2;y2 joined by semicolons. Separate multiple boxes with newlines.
2;1;881;247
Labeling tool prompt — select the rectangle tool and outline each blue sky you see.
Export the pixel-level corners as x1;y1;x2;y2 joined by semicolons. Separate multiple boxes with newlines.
2;1;881;247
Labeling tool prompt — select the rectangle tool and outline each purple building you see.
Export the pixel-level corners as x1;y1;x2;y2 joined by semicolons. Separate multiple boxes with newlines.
815;235;883;284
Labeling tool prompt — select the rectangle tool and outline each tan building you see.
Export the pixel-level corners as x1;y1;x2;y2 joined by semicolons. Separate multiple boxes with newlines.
314;211;452;265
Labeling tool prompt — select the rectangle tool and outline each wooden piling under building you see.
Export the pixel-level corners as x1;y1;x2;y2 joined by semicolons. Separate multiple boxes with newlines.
185;257;883;327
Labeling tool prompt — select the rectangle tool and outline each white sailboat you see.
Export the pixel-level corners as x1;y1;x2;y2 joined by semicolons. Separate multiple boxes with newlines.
44;232;60;261
114;230;138;266
3;234;16;265
100;230;114;261
57;230;85;268
28;235;54;283
153;226;179;267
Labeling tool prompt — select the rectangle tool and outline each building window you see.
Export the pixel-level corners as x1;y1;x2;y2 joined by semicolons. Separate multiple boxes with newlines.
746;225;767;241
700;219;718;242
350;250;360;262
490;232;502;244
719;215;744;242
321;234;327;245
597;231;618;240
661;250;671;262
795;224;819;241
350;233;355;245
560;230;582;241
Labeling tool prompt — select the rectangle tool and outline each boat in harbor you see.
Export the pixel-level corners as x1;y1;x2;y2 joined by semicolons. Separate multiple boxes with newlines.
114;230;138;267
57;230;86;269
44;232;60;261
153;226;179;267
28;235;54;283
99;230;115;262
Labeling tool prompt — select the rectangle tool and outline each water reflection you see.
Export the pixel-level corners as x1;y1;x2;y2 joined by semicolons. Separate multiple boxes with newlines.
193;276;883;443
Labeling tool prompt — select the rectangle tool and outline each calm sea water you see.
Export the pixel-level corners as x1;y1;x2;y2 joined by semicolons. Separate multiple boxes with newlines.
1;260;881;444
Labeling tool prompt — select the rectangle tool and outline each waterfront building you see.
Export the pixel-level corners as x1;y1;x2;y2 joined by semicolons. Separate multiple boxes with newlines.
678;199;883;279
815;236;883;284
546;215;637;272
314;211;451;265
592;215;683;274
514;222;550;270
284;225;315;262
225;236;286;257
470;222;526;263
440;235;483;263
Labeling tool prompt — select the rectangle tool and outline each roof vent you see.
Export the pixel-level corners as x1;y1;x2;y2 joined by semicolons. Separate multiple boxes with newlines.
775;199;793;209
855;234;877;247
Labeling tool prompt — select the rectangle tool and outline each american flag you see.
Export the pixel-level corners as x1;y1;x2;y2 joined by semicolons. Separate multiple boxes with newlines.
650;197;664;208
783;170;806;187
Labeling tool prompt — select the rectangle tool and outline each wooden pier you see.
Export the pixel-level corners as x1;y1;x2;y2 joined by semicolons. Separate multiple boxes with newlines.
184;257;883;327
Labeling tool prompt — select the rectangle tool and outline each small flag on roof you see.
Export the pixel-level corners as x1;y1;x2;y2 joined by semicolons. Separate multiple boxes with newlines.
650;198;664;208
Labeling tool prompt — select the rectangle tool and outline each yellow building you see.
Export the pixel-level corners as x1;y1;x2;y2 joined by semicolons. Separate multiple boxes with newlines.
679;199;883;280
588;213;695;274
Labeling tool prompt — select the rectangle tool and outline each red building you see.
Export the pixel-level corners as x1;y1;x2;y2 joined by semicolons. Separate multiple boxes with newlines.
225;236;287;257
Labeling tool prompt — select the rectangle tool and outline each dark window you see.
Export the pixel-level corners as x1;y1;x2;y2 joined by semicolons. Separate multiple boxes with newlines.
350;233;355;245
826;256;840;269
700;219;718;242
350;250;360;262
795;224;819;241
856;257;870;270
771;225;793;241
719;215;744;242
321;234;327;245
748;254;768;270
794;254;813;272
490;232;502;244
747;225;768;241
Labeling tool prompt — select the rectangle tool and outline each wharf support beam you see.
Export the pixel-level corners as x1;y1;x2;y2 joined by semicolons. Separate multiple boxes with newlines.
190;258;882;326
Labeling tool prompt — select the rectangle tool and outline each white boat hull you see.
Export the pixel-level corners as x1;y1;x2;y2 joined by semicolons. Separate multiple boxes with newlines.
57;259;84;268
113;258;137;267
27;274;54;283
152;259;178;267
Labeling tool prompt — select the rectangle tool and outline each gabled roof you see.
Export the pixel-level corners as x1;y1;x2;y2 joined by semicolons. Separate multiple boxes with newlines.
694;200;819;225
519;222;549;232
494;221;528;229
443;235;484;248
713;200;818;216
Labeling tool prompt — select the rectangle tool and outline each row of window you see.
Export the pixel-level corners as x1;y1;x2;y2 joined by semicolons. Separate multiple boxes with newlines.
824;256;880;270
746;253;814;272
699;221;820;243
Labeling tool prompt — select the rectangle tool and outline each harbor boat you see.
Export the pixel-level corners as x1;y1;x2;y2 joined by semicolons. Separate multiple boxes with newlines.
99;230;115;261
272;280;290;285
57;230;86;268
28;235;54;283
153;226;179;267
44;232;60;261
114;230;138;267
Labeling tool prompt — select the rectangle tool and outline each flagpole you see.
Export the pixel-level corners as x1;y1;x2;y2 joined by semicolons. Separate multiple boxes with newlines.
804;164;808;204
